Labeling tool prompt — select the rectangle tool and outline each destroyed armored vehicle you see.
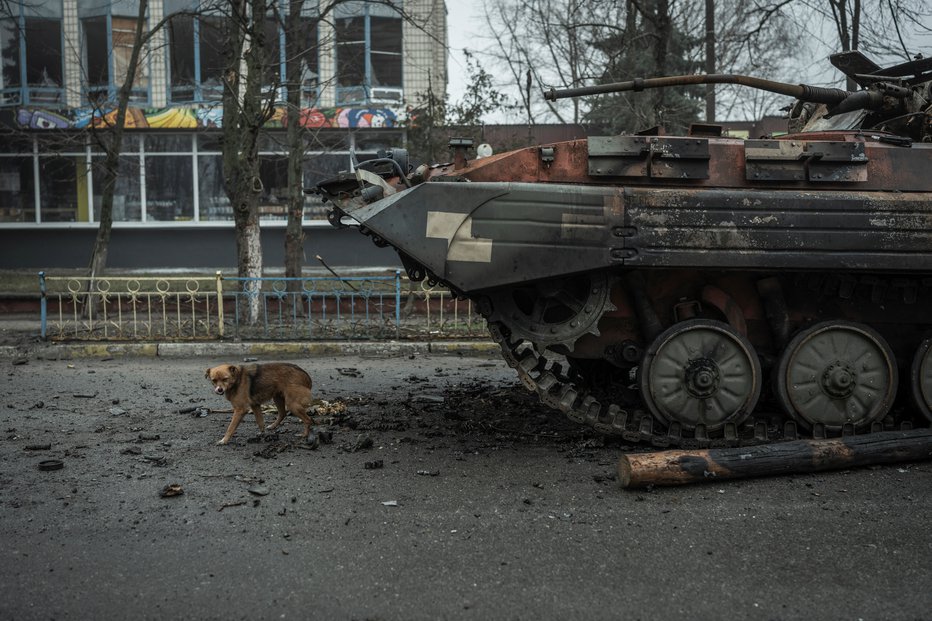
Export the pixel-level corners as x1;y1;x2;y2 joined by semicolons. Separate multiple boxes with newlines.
318;51;932;447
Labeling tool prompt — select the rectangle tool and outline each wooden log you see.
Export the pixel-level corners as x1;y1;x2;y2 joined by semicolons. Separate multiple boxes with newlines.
618;428;932;488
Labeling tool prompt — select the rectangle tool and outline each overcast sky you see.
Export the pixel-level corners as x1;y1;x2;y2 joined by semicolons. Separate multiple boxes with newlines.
444;2;484;104
440;2;932;123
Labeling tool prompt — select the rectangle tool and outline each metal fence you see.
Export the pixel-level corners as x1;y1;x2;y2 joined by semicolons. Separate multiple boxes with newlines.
39;271;488;342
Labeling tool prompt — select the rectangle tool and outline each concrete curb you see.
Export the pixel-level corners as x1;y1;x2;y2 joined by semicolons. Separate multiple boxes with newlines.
0;340;501;360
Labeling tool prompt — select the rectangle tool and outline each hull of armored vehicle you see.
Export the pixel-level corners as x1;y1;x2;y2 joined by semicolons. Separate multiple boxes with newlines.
319;55;932;447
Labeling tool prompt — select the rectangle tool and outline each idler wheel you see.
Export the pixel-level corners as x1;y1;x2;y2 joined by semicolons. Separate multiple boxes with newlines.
912;337;932;422
776;321;897;431
639;319;761;432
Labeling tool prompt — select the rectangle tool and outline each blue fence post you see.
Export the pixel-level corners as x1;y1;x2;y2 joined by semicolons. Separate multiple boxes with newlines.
394;270;401;337
39;271;47;340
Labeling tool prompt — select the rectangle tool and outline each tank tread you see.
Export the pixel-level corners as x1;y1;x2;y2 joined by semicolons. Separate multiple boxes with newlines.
487;321;919;447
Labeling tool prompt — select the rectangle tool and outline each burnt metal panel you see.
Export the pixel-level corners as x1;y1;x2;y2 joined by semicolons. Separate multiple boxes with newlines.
343;180;931;294
622;187;932;272
745;139;868;183
589;136;710;180
343;181;627;292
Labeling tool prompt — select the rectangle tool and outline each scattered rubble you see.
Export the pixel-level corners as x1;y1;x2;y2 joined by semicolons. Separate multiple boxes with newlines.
159;483;183;497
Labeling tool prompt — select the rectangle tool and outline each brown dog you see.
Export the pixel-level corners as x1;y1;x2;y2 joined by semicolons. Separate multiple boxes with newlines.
205;362;314;445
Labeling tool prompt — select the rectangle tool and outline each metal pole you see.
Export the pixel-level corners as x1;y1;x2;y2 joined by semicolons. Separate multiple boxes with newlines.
39;271;47;340
216;271;224;338
394;270;401;338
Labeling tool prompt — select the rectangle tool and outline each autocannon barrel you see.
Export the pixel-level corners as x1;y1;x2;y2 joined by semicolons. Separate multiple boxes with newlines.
544;73;853;105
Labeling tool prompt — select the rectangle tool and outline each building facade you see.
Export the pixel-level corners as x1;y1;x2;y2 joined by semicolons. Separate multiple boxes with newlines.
0;0;446;267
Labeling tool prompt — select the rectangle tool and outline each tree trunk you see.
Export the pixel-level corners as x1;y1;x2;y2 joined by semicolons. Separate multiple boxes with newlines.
284;0;308;295
618;429;932;488
222;0;267;325
85;0;148;313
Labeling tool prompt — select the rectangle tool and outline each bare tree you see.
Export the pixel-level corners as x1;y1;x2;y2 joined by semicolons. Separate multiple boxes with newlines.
85;1;205;299
476;0;929;128
282;0;311;295
226;0;436;319
86;0;149;294
221;0;271;324
479;0;620;124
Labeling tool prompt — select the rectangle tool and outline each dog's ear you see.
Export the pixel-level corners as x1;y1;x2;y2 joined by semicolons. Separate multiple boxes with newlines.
204;368;212;379
228;365;239;379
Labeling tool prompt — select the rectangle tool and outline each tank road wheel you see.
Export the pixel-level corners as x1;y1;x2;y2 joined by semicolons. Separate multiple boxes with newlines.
776;321;898;431
639;319;762;433
912;337;932;422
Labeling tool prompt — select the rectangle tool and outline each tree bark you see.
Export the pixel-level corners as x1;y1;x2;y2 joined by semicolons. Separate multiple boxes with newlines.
618;429;932;488
284;0;307;295
222;0;267;325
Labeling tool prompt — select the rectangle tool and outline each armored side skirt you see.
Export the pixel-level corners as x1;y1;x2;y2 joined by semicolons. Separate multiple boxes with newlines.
343;181;932;293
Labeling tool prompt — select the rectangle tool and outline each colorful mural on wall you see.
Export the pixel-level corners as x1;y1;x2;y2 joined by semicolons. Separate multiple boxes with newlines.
15;105;399;130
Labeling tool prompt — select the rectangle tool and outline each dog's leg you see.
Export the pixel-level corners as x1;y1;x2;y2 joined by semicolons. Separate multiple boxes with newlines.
218;408;248;445
287;397;313;438
252;404;266;433
266;395;287;431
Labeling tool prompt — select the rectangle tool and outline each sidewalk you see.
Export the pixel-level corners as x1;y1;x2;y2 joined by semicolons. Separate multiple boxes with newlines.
0;314;499;360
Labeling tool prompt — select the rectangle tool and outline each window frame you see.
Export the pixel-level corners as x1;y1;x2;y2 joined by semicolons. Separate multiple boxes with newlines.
166;13;225;104
0;1;66;107
335;4;403;105
79;3;151;107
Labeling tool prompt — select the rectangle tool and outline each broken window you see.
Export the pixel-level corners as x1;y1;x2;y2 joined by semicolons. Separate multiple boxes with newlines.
335;3;403;104
167;11;224;103
259;7;318;104
0;1;64;106
79;0;149;106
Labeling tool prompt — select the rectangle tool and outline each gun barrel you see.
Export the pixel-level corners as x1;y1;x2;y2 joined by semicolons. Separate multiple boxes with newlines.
544;74;851;105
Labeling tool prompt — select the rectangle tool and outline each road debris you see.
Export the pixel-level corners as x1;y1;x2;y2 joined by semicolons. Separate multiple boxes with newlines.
248;485;270;496
364;459;384;469
412;394;445;404
218;501;247;512
352;434;374;452
381;500;398;507
159;483;183;497
24;444;51;451
37;459;63;471
618;429;932;488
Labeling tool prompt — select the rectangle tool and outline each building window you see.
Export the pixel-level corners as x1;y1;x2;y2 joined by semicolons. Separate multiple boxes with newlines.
0;1;64;106
0;130;404;225
197;153;229;221
91;156;143;222
0;157;35;222
260;7;319;105
167;12;224;103
79;0;150;106
39;157;81;222
146;155;194;220
335;3;402;105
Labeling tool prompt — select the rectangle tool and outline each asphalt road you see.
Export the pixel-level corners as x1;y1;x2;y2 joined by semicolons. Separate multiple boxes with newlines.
1;352;931;621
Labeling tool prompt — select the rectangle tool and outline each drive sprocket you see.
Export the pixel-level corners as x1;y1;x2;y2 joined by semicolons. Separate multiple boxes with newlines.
483;272;615;353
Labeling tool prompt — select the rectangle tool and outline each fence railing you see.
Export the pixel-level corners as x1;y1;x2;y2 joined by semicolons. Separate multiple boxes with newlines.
39;271;489;342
